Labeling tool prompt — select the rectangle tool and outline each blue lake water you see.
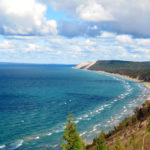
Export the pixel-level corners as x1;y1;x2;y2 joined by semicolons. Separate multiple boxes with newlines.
0;64;149;150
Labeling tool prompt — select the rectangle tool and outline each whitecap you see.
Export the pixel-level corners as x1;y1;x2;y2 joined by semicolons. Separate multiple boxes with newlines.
47;132;52;136
76;117;82;121
49;144;59;148
95;107;104;113
80;131;87;136
114;99;118;102
0;145;5;149
123;109;127;112
7;140;23;150
55;129;63;133
83;114;88;118
74;120;79;124
35;136;40;140
92;123;102;132
90;112;93;115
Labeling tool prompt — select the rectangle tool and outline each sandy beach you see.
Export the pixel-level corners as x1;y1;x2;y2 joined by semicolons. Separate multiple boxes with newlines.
84;68;150;89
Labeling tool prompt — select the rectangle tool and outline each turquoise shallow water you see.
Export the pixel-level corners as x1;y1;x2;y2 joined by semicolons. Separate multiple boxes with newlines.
0;64;149;150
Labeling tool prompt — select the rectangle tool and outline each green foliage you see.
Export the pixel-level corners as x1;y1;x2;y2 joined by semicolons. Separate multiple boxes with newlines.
95;130;108;150
127;133;137;149
129;134;137;144
62;114;86;150
147;118;150;132
106;101;150;138
114;138;125;150
89;60;150;81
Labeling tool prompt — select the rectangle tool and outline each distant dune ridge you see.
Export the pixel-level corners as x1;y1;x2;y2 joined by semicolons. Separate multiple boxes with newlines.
75;60;150;82
74;61;96;69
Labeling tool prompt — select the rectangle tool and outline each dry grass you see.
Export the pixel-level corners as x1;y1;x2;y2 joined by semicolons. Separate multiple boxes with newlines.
87;100;150;150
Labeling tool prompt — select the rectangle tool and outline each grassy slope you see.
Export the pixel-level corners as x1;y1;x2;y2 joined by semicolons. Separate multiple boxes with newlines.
87;100;150;150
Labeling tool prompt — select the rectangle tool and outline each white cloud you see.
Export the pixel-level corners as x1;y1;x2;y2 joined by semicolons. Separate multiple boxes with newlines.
44;0;150;37
76;0;113;22
135;48;150;54
1;31;150;63
99;31;116;38
0;40;13;49
0;0;57;35
136;39;150;46
0;40;16;53
0;40;16;49
116;35;132;43
22;43;37;52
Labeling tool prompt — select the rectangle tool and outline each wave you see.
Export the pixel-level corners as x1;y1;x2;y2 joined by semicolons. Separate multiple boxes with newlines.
5;75;149;149
49;144;59;148
1;140;24;150
0;145;6;149
92;87;149;132
75;103;112;124
72;73;135;128
79;81;149;141
47;132;52;136
35;136;40;140
92;123;102;132
45;82;149;146
21;76;141;147
80;131;88;136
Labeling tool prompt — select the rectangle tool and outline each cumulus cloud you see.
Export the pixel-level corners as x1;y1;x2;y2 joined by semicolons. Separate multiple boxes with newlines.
76;0;113;22
0;40;14;49
116;35;132;43
44;0;150;37
0;0;57;35
1;0;150;63
99;31;116;38
0;32;150;63
0;40;16;55
22;43;37;52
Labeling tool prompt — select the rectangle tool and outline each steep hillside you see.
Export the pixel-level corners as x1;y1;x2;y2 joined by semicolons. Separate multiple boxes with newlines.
87;100;150;150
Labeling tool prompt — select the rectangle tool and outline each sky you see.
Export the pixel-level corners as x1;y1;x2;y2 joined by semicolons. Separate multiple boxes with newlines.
0;0;150;64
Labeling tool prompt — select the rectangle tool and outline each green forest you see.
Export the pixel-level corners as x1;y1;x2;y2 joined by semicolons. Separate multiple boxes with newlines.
88;60;150;81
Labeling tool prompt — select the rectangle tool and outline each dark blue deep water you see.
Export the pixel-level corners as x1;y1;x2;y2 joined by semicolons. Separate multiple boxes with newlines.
0;64;149;150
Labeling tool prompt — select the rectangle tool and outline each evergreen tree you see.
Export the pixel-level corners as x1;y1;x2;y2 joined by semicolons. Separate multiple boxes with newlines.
114;138;125;150
62;114;86;150
95;130;108;150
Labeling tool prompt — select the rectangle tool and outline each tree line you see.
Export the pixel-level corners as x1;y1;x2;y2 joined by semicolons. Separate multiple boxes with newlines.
88;60;150;81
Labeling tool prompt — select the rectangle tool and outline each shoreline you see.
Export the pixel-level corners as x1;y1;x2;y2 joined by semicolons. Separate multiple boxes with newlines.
82;69;150;147
85;68;150;104
74;67;150;146
84;68;150;89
